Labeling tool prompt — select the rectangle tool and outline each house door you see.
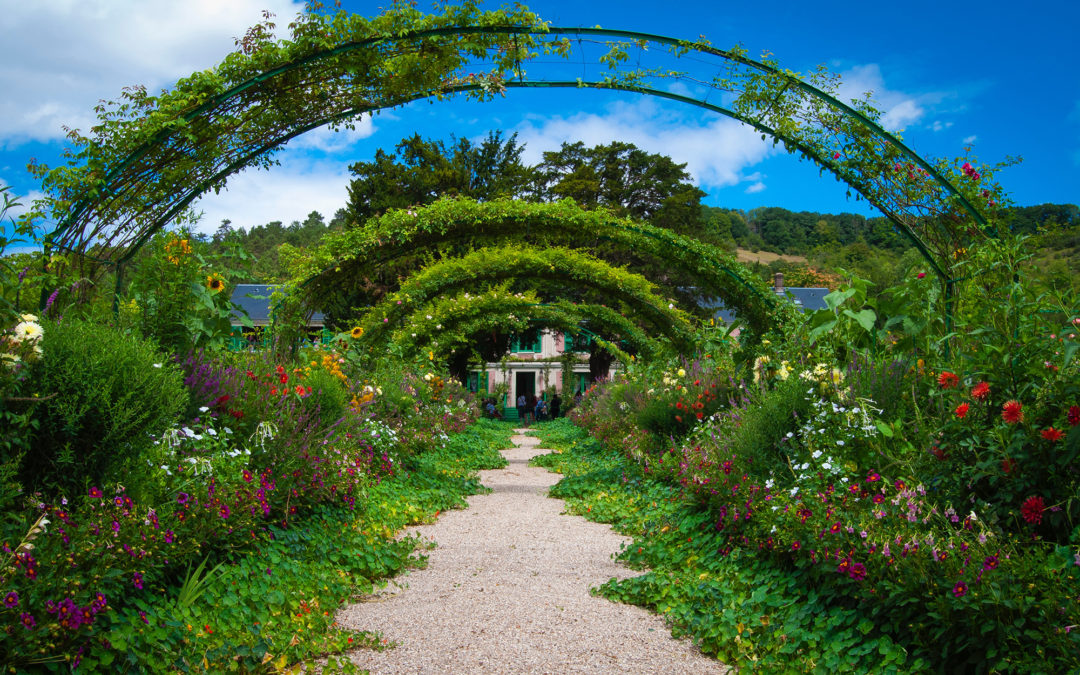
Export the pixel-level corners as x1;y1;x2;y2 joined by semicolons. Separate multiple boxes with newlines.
515;371;535;402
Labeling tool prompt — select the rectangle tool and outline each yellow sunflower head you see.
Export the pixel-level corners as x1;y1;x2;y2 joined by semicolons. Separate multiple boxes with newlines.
350;326;364;339
207;275;225;293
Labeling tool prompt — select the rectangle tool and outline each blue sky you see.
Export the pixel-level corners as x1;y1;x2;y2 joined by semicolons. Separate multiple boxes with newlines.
1;0;1077;237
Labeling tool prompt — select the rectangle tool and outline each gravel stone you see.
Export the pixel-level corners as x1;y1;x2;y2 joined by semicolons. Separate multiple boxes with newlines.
336;430;729;674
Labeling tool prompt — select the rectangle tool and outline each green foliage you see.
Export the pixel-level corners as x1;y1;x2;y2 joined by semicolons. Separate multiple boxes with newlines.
303;196;783;337
298;366;350;429
22;318;186;496
348;243;698;359
125;230;253;355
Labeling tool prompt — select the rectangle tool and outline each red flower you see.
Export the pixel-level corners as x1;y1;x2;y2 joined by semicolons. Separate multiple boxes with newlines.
1020;495;1044;524
1001;400;1024;424
938;371;960;389
1041;427;1064;442
954;402;969;419
214;394;230;407
833;151;842;159
971;381;990;401
916;271;926;279
1068;405;1080;427
1001;457;1017;474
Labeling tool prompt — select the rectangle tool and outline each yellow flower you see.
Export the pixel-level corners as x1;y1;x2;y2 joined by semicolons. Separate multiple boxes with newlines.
350;326;364;339
677;368;686;377
206;275;225;293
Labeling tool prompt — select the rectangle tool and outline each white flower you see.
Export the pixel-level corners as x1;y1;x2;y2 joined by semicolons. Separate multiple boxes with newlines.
822;462;832;470
811;450;822;459
198;406;209;413
12;321;43;343
152;363;162;368
20;313;38;322
206;428;217;436
836;440;845;446
677;368;686;377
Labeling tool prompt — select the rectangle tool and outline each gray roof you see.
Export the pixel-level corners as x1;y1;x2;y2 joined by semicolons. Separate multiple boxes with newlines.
230;284;325;327
703;287;830;324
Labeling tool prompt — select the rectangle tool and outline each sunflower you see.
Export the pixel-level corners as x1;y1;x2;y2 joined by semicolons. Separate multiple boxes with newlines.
207;275;225;293
350;326;364;339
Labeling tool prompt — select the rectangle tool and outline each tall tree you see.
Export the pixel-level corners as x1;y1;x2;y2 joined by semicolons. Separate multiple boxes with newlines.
535;141;707;238
344;130;536;224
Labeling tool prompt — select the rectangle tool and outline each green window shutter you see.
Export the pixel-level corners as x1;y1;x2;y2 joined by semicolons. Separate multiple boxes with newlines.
481;371;489;393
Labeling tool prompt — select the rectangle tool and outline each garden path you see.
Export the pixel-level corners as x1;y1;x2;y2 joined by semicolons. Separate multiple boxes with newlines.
336;429;728;674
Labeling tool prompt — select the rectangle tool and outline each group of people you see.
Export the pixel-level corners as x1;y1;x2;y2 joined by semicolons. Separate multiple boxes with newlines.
515;392;560;427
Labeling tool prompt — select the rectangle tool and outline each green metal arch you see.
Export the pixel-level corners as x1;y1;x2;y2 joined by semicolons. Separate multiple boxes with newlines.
43;20;984;296
305;196;781;334
387;293;654;364
351;244;697;353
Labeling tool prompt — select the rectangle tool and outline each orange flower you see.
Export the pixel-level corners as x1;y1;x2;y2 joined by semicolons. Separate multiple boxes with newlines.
955;402;969;419
1001;400;1024;424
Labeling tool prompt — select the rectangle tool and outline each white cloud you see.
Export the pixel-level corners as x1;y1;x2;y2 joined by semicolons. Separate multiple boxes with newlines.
190;152;351;234
744;182;766;194
930;120;954;132
834;64;943;132
0;177;44;223
963;135;977;145
0;0;305;144
514;98;773;192
286;116;377;152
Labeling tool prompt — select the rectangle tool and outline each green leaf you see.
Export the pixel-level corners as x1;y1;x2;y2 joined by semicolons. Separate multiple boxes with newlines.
842;308;877;332
875;421;894;438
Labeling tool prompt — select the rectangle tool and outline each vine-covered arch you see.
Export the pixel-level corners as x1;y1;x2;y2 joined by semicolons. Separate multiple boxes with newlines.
302;197;782;333
382;288;654;363
32;0;1001;313
350;244;697;353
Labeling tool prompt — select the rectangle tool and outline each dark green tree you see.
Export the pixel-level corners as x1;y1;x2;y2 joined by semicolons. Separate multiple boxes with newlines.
344;130;536;224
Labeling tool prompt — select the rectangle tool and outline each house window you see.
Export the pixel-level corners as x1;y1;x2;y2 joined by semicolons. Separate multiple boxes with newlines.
511;329;541;353
563;331;591;352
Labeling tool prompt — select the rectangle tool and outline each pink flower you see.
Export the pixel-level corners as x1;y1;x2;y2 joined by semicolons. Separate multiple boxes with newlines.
917;272;926;279
833;151;841;159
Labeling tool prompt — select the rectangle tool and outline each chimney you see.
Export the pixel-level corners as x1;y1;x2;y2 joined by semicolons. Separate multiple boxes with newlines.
774;272;784;295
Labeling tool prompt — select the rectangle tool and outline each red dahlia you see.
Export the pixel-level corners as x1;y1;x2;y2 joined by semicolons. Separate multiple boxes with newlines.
1041;427;1064;442
971;381;991;401
955;402;969;419
1020;495;1044;525
938;371;960;389
1001;400;1024;424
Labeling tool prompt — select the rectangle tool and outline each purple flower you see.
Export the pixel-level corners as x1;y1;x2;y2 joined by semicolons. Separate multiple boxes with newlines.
91;592;107;613
88;487;103;499
139;610;149;625
177;492;189;505
219;504;231;519
44;288;60;314
132;573;144;590
19;612;35;629
164;530;175;544
953;581;968;597
4;591;18;608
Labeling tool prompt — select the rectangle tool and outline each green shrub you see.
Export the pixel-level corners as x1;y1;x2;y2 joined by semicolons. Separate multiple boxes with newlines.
300;367;349;429
23;319;187;496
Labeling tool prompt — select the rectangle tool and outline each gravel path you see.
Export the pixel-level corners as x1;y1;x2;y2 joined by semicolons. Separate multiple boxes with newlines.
337;430;728;674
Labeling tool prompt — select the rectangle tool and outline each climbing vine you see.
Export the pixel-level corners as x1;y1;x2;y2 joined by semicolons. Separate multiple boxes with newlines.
347;244;696;355
301;197;787;335
378;287;659;363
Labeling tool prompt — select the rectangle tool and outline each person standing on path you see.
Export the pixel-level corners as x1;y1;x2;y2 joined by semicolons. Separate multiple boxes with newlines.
550;393;561;419
516;392;528;427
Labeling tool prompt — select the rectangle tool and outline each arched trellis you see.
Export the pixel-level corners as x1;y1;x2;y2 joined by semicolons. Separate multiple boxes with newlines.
302;197;782;334
383;288;660;363
350;244;697;353
33;2;999;325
